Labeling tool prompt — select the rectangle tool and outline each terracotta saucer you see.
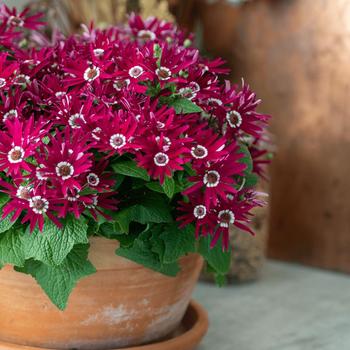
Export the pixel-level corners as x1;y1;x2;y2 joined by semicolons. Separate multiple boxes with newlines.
0;300;209;350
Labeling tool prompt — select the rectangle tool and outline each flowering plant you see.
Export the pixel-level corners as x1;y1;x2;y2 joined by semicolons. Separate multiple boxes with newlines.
0;6;270;309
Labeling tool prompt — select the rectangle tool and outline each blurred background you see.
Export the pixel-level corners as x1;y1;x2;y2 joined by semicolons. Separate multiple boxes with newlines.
4;0;350;348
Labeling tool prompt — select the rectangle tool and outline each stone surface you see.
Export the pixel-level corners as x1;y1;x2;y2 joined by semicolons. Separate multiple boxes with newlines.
195;260;350;350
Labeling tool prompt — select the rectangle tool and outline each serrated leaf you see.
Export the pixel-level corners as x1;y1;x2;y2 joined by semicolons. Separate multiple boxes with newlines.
0;227;25;266
161;177;175;198
0;193;9;207
145;182;164;193
160;224;195;263
116;230;179;276
0;213;16;234
22;216;88;266
15;244;96;310
198;235;231;275
112;160;150;181
114;195;173;233
168;97;203;114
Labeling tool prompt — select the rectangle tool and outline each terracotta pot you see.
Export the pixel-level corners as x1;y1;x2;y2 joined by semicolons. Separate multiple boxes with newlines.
0;301;208;350
0;237;203;350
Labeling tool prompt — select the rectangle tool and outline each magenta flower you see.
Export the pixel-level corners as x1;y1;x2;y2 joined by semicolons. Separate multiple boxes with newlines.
36;129;93;196
0;117;48;176
185;144;246;209
0;5;44;30
0;8;270;249
0;53;18;90
63;58;111;88
136;134;189;183
93;110;139;156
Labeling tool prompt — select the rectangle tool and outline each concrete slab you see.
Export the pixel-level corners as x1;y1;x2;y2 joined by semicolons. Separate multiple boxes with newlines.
194;260;350;350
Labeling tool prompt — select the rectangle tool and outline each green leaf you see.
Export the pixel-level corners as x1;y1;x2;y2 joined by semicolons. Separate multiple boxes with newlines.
160;224;195;263
161;177;175;198
0;213;16;234
114;195;173;233
145;182;164;193
198;235;231;275
116;230;179;276
15;244;96;310
183;163;196;176
22;216;88;266
114;174;125;190
168;97;203;114
153;43;162;67
244;172;259;188
0;227;26;266
238;144;253;175
0;192;9;207
112;160;150;181
214;272;227;287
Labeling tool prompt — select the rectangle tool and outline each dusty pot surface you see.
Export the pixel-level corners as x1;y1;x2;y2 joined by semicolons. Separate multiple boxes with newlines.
0;237;203;350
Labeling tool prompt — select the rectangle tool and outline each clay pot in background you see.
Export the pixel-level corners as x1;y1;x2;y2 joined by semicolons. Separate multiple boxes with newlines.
186;0;350;272
0;237;203;349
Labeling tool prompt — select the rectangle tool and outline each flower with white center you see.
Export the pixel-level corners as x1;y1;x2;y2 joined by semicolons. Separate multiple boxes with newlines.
92;127;102;141
56;161;74;180
156;67;172;81
200;64;209;74
113;79;130;91
226;110;243;128
193;205;207;219
179;87;196;100
156;121;165;129
68;113;85;128
83;65;100;82
154;152;169;167
24;59;40;66
137;30;156;41
29;196;49;214
84;195;98;209
8;16;24;27
226;194;234;201
218;209;235;228
156;136;171;151
129;66;144;79
3;109;18;121
16;185;32;200
110;133;126;149
13;74;30;85
191;145;208;159
7;146;24;164
207;98;223;106
36;165;48;181
55;91;65;98
67;194;80;202
93;48;104;57
189;81;200;92
203;170;220;188
0;78;6;88
87;173;100;187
